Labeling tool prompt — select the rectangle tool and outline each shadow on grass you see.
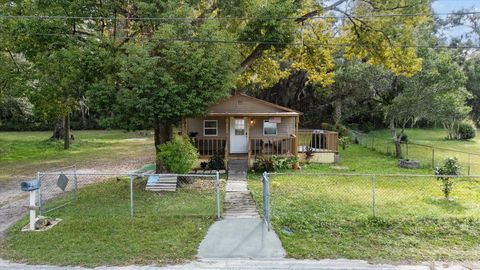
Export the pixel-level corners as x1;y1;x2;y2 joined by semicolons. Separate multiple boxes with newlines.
426;197;468;212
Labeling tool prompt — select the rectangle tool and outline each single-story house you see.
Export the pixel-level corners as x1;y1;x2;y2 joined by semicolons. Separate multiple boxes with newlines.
181;93;338;166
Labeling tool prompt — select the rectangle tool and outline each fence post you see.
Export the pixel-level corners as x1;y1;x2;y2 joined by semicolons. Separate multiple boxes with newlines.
37;172;42;216
468;153;471;176
432;147;435;170
372;175;376;217
216;171;221;220
129;175;134;218
262;172;270;231
73;166;78;201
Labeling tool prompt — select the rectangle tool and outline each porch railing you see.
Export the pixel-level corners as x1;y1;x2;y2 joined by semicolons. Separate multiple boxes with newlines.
192;136;226;157
297;129;339;153
250;136;296;156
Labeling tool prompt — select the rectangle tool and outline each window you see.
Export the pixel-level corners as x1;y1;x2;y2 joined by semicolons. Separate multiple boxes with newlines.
263;120;277;136
234;119;245;135
204;120;218;136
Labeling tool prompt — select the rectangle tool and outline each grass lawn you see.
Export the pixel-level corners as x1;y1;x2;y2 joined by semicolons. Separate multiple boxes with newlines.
2;178;218;266
248;145;480;262
363;128;480;175
0;130;154;182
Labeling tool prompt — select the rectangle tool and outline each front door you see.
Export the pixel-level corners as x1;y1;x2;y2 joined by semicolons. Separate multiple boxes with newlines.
230;117;248;153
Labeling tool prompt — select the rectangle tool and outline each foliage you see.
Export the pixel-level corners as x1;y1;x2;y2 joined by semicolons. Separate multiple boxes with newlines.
272;155;298;171
252;155;275;173
456;121;476;140
398;133;408;143
304;146;315;163
339;136;351;150
207;151;225;170
435;157;461;200
157;137;198;174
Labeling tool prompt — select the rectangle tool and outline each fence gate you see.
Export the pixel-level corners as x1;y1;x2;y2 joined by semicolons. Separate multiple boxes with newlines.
262;172;271;230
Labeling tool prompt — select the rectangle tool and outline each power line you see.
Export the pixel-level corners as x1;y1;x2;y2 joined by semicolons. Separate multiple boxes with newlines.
1;11;480;22
12;32;480;49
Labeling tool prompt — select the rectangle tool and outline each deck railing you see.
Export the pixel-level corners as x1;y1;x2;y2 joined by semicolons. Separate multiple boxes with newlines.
297;129;339;153
250;136;296;156
192;136;226;157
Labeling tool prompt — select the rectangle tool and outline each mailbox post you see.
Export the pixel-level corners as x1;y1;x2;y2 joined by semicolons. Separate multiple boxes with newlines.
21;179;41;231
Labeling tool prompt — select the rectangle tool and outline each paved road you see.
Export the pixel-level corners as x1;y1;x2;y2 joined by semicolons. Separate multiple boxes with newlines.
1;258;477;270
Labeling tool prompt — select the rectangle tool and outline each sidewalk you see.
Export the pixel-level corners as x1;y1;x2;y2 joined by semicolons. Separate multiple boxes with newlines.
197;159;285;258
1;258;476;270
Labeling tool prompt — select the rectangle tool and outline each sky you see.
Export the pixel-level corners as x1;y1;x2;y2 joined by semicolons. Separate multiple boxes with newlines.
433;0;480;41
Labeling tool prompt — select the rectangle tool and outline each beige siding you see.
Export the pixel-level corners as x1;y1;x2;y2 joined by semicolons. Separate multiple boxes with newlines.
249;117;295;137
186;117;226;137
209;95;290;114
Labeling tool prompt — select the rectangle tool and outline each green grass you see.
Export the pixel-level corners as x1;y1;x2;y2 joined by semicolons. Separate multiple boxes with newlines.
363;128;480;175
0;130;154;182
2;178;217;267
248;144;480;262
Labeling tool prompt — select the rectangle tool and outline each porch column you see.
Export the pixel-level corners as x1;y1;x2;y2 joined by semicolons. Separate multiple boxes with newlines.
293;116;299;156
181;118;187;136
246;116;251;163
225;117;229;164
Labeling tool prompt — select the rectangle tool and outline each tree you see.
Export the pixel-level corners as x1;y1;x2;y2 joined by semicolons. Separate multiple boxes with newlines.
385;49;469;157
106;19;238;171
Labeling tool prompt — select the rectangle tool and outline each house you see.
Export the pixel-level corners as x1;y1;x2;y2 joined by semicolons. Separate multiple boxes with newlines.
181;93;338;166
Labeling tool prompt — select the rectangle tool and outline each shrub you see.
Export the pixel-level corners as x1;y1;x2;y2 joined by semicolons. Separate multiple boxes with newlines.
253;155;274;172
457;121;476;140
208;151;225;170
339;136;351;150
304;146;315;162
399;133;408;143
157;136;198;174
434;157;461;200
253;155;298;172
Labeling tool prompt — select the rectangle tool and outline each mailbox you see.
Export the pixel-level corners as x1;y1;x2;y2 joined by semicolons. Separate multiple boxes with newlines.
21;180;41;192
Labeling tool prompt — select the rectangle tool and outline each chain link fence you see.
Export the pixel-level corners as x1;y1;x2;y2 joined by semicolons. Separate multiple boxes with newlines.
36;171;222;219
257;172;480;229
350;130;480;175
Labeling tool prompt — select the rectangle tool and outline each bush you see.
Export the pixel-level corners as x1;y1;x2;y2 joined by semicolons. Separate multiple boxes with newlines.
253;155;298;172
457;121;476;140
157;136;198;173
434;157;461;200
208;151;225;170
253;155;274;172
339;136;351;150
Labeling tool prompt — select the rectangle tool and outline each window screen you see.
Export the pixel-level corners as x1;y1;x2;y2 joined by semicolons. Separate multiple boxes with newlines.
204;120;218;136
263;120;277;136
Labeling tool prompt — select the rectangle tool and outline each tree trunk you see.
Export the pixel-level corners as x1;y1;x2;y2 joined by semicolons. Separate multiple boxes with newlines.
64;114;70;150
80;105;87;130
389;118;402;159
51;118;65;140
154;121;173;173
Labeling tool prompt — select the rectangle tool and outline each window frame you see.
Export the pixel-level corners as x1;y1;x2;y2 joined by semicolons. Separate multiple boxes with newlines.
263;120;278;136
203;120;218;136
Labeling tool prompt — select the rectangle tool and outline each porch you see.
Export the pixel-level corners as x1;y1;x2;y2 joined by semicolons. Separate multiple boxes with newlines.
187;126;339;162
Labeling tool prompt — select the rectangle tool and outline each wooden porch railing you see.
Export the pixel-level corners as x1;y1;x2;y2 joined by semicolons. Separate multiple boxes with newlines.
250;136;296;156
192;137;226;157
297;129;339;153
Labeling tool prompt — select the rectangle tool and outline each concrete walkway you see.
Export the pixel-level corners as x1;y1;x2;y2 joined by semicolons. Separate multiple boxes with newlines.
197;159;285;258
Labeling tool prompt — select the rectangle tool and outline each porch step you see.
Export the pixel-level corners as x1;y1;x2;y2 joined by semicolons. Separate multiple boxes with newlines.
224;191;259;218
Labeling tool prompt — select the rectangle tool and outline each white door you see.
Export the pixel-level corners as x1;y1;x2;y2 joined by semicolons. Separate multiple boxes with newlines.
230;117;248;153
